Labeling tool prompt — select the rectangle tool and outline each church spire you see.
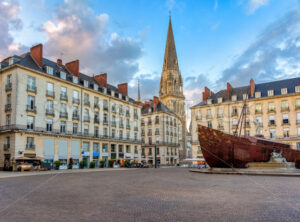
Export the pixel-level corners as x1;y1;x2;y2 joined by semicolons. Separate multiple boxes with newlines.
163;15;179;71
137;79;141;103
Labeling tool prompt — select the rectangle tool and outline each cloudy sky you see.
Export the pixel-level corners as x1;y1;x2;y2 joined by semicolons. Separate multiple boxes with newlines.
1;0;300;110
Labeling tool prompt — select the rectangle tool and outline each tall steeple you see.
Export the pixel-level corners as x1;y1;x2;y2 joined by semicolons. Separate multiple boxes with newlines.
163;16;179;71
137;79;141;103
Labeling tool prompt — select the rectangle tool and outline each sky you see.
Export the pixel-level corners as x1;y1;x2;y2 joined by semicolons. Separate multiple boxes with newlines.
1;0;300;122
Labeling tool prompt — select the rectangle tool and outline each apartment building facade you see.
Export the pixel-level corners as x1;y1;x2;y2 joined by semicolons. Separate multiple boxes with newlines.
0;44;141;170
141;97;181;165
191;78;300;159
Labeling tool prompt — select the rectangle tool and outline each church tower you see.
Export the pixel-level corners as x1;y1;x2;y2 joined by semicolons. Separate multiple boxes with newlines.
159;16;186;159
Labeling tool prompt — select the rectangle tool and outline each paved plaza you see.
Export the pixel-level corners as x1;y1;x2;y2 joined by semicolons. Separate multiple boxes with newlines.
0;168;299;222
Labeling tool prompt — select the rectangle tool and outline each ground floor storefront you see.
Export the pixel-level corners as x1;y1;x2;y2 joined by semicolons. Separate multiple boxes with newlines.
0;132;142;171
141;145;179;166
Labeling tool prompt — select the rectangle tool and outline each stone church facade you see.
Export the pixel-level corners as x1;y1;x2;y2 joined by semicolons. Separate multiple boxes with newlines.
159;17;186;159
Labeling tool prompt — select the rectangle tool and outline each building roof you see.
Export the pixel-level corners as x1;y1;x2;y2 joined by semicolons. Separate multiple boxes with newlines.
141;100;176;116
0;52;137;105
192;77;300;108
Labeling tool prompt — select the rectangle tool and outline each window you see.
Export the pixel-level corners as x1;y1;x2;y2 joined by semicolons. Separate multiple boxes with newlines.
6;114;11;125
83;80;89;87
298;127;300;137
243;94;248;100
73;76;78;84
73;90;79;99
232;106;238;115
207;99;212;105
83;142;90;152
267;90;274;96
27;95;35;109
197;146;202;154
217;108;223;118
46;119;53;132
28;76;35;90
73;123;78;134
60;103;66;114
297;113;300;124
206;109;212;118
119;105;123;114
255;92;261;98
283;128;289;138
60;121;66;133
94;84;98;91
7;74;12;85
296;99;300;109
232;118;238;127
6;94;11;106
112;129;115;138
84;125;89;136
84;109;89;121
61;87;67;98
295;86;300;93
47;82;54;92
232;95;237;101
73;106;78;117
26;137;34;149
282;114;289;124
256;116;262;125
255;104;262;113
297;143;300;151
269;115;275;125
27;116;34;129
134;132;137;141
126;131;130;140
270;129;276;139
94;126;99;137
9;57;14;65
281;100;289;111
119;130;123;139
103;128;108;136
126;145;131;153
103;113;108;124
281;88;287;95
218;97;223;103
134;146;138;154
119;145;123;153
46;100;53;112
46;66;53;75
102;143;108;153
103;99;108;109
94;97;99;106
268;102;275;112
60;71;66;80
218;119;223;129
207;121;212;128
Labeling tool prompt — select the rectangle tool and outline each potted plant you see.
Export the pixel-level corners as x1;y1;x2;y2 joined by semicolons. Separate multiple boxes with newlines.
89;161;96;168
68;157;73;169
100;160;105;168
79;160;86;169
54;160;61;170
108;159;114;168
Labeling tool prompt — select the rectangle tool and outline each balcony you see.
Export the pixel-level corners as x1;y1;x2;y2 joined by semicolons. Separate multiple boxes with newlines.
103;105;108;111
126;125;130;130
231;111;238;117
26;105;36;113
72;113;79;120
5;83;12;91
232;124;238;129
119;110;123;115
46;90;55;98
126;111;130;117
112;108;116;113
83;117;90;122
112;122;116;127
268;120;276;126
134;126;138;131
60;93;68;101
282;120;290;125
119;123;124;128
103;120;108;125
94;104;99;109
148;121;152;125
60;112;68;118
73;98;80;104
141;132;145;136
255;109;262;114
217;125;224;130
94;118;99;124
217;114;223;118
141;122;145;126
196;116;201;120
134;114;138;119
46;109;54;116
206;114;212;119
155;120;159;124
26;144;35;150
267;108;276;114
5;104;11;112
84;101;90;107
27;85;37;93
4;144;10;150
281;107;289;112
155;131;160;135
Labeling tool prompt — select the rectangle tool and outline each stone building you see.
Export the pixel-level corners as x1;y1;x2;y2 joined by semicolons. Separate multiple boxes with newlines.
159;16;186;160
190;78;300;159
0;44;141;170
141;96;181;165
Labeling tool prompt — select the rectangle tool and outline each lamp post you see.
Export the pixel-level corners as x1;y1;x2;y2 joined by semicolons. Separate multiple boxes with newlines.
154;143;157;168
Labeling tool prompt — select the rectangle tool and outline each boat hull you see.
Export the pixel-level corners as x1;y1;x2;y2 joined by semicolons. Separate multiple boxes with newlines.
198;125;300;168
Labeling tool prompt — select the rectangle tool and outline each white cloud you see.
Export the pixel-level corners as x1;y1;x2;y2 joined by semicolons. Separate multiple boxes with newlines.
247;0;269;14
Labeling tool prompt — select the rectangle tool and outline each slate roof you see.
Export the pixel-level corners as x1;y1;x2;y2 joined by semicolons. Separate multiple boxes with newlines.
192;77;300;108
0;53;136;104
142;100;176;115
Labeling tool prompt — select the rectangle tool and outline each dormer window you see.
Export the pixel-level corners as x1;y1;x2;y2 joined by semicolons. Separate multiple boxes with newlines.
83;80;89;88
218;97;223;103
232;95;237;101
46;66;53;75
94;84;99;91
9;58;14;65
72;76;78;84
281;88;287;95
255;92;261;98
243;94;248;100
207;99;212;105
295;86;300;93
60;71;66;80
267;90;274;97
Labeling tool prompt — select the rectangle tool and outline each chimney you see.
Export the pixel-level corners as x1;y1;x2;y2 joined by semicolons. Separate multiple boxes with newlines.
118;83;128;95
30;44;43;67
94;73;107;87
227;82;232;100
57;59;63;67
153;96;159;109
202;87;213;102
250;79;255;97
65;60;79;76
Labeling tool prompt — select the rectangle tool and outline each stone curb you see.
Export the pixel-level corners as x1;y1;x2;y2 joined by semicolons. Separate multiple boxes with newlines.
189;169;300;177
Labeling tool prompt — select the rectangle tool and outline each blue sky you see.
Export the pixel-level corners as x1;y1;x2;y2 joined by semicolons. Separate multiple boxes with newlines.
1;0;300;107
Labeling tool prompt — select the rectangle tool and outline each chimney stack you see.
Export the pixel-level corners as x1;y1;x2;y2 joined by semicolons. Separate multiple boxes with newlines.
94;73;107;87
153;96;159;109
250;79;255;97
57;59;63;67
202;87;214;102
227;82;232;100
65;60;79;76
118;83;128;95
30;44;43;67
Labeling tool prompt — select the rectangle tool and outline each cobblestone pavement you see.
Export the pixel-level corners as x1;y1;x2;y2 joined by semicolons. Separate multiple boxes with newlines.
0;168;299;222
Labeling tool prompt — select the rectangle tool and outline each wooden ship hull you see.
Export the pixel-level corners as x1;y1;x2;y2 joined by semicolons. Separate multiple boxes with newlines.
198;125;300;168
